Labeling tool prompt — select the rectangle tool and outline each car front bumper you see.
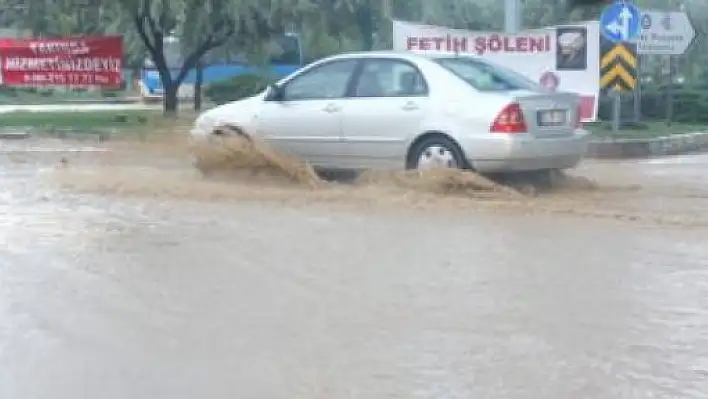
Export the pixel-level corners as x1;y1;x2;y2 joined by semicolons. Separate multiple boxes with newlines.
464;130;590;173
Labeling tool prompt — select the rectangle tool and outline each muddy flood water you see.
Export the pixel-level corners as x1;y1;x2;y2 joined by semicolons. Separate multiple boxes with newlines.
1;135;707;398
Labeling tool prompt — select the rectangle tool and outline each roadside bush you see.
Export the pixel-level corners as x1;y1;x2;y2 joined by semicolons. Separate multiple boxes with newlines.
0;86;18;97
641;89;708;123
598;88;708;124
204;73;276;105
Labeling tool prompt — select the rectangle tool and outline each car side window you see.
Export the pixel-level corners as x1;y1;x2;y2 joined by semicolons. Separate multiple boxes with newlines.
282;60;358;100
354;59;428;98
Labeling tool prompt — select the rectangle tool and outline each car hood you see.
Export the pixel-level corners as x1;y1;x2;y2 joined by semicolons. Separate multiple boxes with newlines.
193;93;264;134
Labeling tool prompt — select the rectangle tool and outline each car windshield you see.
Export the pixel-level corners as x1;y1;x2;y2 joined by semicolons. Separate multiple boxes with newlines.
433;56;540;91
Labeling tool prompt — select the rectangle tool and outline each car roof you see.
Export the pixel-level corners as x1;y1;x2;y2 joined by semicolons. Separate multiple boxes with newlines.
326;51;479;62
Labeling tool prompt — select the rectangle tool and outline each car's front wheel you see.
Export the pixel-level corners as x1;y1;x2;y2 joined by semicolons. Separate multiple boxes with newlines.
192;126;247;175
407;135;467;170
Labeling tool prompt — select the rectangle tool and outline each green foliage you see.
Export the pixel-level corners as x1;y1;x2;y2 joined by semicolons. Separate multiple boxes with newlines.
0;110;157;129
597;88;708;124
641;89;708;124
421;0;503;30
204;73;276;104
3;0;708;121
587;120;706;138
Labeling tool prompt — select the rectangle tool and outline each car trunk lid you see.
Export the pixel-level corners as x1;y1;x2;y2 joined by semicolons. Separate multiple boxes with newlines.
507;90;581;137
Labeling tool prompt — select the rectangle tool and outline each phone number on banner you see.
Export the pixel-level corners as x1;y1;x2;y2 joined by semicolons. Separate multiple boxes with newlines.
18;73;113;85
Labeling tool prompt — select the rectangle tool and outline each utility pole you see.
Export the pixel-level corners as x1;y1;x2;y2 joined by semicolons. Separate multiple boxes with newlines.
504;0;522;33
666;0;685;126
629;0;641;124
383;0;392;19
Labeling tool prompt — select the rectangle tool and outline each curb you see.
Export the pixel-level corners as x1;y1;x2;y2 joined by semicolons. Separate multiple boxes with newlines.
47;98;142;105
0;131;31;139
0;127;32;140
0;98;142;106
0;127;114;142
3;127;707;160
586;132;708;158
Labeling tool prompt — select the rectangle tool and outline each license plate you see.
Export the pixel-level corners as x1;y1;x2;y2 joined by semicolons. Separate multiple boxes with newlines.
537;110;567;126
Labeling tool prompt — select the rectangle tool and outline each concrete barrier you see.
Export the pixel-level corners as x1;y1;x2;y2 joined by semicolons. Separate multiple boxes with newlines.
586;132;708;158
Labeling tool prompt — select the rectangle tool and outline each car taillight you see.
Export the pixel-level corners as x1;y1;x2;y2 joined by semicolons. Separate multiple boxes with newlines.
575;104;583;128
490;102;527;133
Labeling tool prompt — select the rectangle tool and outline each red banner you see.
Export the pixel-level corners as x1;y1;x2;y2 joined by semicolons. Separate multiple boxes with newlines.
0;36;123;87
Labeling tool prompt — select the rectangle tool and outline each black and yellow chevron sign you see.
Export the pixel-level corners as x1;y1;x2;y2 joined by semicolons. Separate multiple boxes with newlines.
600;42;637;92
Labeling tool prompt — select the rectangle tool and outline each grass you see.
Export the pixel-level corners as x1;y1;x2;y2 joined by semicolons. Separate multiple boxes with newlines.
0;109;201;140
0;110;160;130
587;121;708;139
0;90;137;105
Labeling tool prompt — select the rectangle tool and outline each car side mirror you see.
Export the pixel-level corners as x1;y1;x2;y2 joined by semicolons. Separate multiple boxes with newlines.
266;83;284;101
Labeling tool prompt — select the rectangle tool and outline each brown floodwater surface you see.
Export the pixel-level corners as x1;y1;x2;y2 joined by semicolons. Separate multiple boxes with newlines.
0;135;707;398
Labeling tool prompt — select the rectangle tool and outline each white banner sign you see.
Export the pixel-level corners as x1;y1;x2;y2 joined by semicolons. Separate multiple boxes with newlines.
392;20;600;122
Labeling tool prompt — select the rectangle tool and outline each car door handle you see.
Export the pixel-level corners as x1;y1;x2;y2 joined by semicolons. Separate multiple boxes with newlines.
401;101;419;111
323;103;341;113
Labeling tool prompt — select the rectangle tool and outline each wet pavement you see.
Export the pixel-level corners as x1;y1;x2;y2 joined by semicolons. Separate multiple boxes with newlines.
1;140;707;398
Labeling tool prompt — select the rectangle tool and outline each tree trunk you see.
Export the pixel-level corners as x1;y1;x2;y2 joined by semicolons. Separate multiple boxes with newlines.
163;83;179;116
153;59;179;115
356;0;375;51
194;62;203;112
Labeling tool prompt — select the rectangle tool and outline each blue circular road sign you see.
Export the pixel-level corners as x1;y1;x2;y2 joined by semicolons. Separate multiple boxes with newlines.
600;2;642;43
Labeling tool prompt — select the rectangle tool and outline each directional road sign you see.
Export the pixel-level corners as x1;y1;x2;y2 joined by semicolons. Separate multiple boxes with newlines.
600;39;637;92
600;2;642;43
636;10;697;55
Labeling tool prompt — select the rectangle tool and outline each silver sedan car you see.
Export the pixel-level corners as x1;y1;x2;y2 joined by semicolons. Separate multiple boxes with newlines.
191;51;590;174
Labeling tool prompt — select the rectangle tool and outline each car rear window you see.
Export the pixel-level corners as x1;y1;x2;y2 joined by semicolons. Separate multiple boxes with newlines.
433;57;540;92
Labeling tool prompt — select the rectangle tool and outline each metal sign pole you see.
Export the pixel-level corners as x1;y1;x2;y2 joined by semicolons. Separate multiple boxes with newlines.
612;90;621;134
600;1;642;134
633;55;641;123
666;56;675;126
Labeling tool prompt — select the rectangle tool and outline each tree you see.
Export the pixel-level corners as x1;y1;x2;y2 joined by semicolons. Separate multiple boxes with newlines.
116;0;243;115
304;0;384;51
565;0;612;20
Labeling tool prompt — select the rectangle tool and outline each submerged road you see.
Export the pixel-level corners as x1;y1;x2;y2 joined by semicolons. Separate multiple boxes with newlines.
0;141;707;398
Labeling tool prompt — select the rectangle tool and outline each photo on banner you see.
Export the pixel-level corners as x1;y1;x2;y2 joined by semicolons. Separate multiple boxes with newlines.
556;26;588;71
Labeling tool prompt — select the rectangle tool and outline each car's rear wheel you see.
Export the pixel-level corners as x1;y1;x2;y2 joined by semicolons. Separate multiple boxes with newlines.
407;135;467;170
